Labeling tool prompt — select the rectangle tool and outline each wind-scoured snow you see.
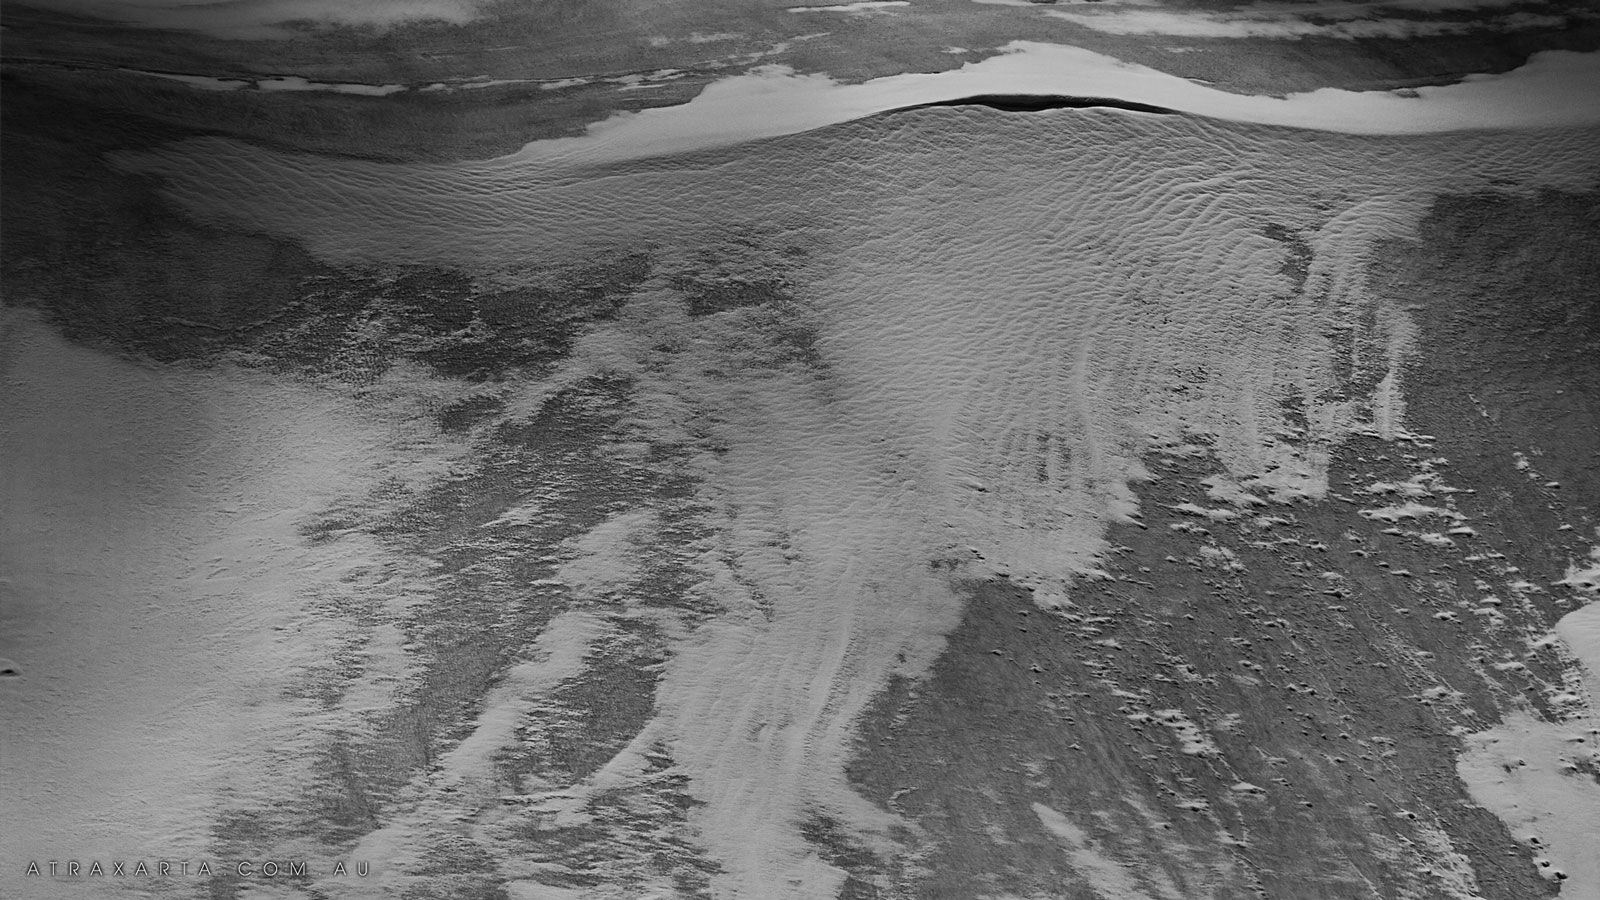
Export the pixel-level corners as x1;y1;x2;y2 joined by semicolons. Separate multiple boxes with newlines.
321;610;607;898
1032;803;1177;900
17;67;1600;899
0;311;466;897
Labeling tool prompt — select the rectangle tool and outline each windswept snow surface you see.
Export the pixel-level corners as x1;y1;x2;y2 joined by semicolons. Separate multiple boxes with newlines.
0;312;466;896
15;62;1600;898
1033;803;1177;900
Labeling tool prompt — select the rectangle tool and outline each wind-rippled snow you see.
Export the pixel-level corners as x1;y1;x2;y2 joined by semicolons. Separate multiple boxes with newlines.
13;74;1600;899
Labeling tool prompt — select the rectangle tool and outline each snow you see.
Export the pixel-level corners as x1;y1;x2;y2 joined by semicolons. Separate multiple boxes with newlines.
257;76;407;96
319;610;606;898
1032;803;1176;900
1371;369;1406;440
0;310;461;896
1043;5;1566;41
1457;712;1600;896
787;1;910;11
551;509;657;603
480;43;1600;168
1555;601;1600;706
1556;547;1600;593
101;94;1600;897
1456;601;1600;899
1201;475;1266;508
16;42;1600;895
1364;474;1442;497
1358;502;1463;523
1151;708;1220;756
20;0;489;38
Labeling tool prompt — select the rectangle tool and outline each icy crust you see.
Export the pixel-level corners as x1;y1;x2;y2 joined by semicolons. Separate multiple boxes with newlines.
41;105;1600;898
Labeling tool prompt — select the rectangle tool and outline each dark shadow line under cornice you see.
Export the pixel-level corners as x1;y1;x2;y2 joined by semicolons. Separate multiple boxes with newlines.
881;94;1180;116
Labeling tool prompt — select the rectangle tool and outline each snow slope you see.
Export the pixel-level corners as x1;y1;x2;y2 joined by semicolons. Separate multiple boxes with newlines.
14;74;1600;898
0;311;464;896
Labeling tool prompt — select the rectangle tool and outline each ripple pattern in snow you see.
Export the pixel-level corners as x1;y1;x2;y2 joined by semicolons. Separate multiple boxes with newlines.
21;105;1600;898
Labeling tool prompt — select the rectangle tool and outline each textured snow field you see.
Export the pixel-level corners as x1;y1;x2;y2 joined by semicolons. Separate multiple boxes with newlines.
0;313;469;893
9;62;1600;898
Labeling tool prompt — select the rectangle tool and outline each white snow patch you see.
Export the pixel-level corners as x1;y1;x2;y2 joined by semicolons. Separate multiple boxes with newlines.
1458;601;1600;897
1371;368;1406;440
319;611;606;898
788;0;909;11
552;509;657;602
540;77;593;91
1202;474;1266;508
1363;473;1439;497
1555;547;1600;593
1174;502;1240;522
1457;711;1600;893
1152;708;1220;756
1358;502;1463;523
1554;601;1600;704
1032;803;1174;899
125;68;250;90
1197;546;1245;572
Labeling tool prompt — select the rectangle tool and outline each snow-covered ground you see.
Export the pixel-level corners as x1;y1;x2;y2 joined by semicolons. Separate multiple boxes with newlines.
0;311;466;896
7;43;1600;898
